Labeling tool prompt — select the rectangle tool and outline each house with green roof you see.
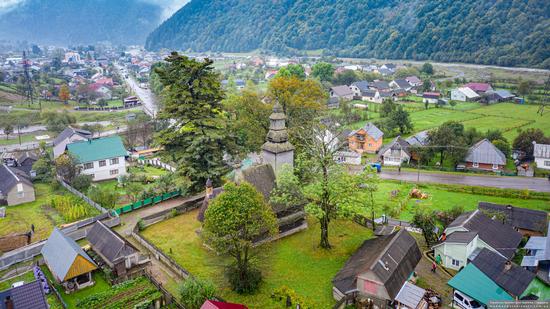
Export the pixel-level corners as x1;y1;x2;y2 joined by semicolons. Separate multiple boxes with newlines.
448;263;513;306
66;135;128;181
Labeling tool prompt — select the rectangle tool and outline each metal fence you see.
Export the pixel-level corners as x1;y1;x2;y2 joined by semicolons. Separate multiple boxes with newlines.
137;158;176;172
56;176;108;213
114;190;181;215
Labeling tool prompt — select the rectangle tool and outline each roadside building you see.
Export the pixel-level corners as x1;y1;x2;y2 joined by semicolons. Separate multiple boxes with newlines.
450;87;480;102
464;139;506;171
348;122;384;154
422;92;440;104
533;142;550;170
378;136;411;166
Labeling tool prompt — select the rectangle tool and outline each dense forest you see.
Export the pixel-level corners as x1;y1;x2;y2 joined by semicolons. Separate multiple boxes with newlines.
146;0;550;69
0;0;163;45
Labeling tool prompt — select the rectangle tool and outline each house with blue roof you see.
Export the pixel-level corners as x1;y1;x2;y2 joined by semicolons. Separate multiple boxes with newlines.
66;135;128;181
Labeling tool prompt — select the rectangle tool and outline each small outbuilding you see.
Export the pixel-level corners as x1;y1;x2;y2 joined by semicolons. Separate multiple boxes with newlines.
41;228;97;291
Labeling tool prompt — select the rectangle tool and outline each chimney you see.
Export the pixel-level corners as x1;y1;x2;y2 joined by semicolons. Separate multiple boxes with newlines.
504;261;512;271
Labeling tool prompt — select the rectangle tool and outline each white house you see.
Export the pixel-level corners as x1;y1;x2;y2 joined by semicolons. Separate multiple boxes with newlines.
432;210;521;270
451;87;480;102
350;81;370;97
361;90;383;103
533;142;550;170
52;127;93;159
334;151;361;165
66;135;128;181
378;137;411;166
330;85;354;101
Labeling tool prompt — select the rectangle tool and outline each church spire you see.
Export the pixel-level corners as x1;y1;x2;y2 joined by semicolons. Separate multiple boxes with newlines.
261;101;294;173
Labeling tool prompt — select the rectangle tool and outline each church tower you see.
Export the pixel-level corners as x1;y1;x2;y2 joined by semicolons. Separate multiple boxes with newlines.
261;102;294;173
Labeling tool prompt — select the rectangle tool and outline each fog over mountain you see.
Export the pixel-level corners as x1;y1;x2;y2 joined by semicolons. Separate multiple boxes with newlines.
0;0;189;45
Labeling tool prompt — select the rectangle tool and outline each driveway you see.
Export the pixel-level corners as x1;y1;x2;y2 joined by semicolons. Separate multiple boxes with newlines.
379;170;550;193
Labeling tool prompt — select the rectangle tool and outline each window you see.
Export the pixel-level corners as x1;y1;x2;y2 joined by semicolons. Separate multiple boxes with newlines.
492;164;499;170
99;160;106;167
472;162;479;168
110;169;119;175
110;158;119;165
454;292;463;302
16;183;24;198
452;259;460;267
545;161;550;167
84;162;93;170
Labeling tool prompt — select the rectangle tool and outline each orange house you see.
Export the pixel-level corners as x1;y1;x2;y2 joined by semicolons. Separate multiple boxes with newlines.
348;123;384;154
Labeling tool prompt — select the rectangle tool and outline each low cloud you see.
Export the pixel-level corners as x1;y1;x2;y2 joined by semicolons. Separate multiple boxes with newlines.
139;0;189;20
0;0;26;13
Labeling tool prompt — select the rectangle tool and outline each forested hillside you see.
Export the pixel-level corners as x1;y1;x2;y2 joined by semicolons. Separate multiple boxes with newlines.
146;0;550;69
0;0;162;45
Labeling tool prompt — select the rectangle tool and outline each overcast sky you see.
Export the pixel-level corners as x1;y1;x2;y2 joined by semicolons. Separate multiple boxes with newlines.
0;0;190;20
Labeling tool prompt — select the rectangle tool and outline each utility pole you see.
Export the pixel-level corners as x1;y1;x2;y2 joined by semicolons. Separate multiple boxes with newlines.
22;51;35;108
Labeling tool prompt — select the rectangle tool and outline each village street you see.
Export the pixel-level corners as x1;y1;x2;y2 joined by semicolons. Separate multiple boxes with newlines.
115;63;159;118
379;170;550;193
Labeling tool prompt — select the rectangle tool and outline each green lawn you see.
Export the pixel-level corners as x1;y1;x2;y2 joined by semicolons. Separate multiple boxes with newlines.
0;183;99;241
142;209;374;308
374;181;550;221
460;116;531;135
408;108;482;132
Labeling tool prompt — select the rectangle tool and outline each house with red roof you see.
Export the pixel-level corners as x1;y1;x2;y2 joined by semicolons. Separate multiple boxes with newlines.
88;83;112;99
95;77;114;86
464;82;493;94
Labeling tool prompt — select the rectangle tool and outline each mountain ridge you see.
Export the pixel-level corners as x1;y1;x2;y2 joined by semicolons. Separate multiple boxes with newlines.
146;0;550;69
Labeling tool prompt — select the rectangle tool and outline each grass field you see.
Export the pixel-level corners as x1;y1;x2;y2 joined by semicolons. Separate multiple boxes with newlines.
142;209;373;308
408;108;482;132
0;183;100;241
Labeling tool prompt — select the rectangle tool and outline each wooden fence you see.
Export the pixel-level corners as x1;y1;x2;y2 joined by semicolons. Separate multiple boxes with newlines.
56;176;108;213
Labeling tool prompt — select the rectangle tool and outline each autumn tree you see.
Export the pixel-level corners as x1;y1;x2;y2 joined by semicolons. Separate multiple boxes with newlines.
311;62;334;82
202;182;277;293
59;84;70;103
154;52;235;192
54;154;78;182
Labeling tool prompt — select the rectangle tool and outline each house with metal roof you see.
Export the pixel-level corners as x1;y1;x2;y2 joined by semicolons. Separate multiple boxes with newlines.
52;126;92;159
348;122;384;154
66;135;128;181
350;81;370;97
0;164;35;206
478;202;548;236
0;280;48;309
522;223;550;288
41;228;97;291
378;136;411;166
464;139;506;171
330;85;354;101
433;209;522;270
87;221;147;279
448;263;514;306
332;230;422;307
450;87;480;102
533;142;550;170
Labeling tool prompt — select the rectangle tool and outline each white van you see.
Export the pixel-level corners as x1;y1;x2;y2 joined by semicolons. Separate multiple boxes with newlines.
453;291;484;309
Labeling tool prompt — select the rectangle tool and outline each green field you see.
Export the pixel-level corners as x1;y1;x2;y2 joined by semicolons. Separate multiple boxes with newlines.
408;108;482;132
142;210;373;308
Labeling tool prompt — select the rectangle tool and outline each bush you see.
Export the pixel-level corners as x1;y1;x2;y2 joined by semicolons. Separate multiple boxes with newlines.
71;174;93;191
179;278;216;309
226;265;262;294
271;286;314;309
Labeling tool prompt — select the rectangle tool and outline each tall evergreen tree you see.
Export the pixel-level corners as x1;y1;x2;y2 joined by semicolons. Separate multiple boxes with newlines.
155;52;234;192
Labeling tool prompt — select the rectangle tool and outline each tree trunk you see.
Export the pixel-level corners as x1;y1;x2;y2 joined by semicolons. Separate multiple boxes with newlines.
319;215;331;249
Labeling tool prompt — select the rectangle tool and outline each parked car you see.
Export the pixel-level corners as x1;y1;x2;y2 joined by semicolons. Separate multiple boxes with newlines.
453;291;484;309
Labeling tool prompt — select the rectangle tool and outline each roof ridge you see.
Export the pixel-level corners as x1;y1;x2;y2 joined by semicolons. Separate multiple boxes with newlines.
370;229;404;270
462;209;479;228
3;164;20;182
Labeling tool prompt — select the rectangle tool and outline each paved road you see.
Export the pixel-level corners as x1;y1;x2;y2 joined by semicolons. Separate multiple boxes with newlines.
379;170;550;193
115;63;158;118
